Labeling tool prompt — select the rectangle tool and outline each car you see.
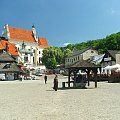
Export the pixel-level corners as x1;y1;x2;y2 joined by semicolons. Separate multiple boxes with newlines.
26;76;32;80
35;72;42;76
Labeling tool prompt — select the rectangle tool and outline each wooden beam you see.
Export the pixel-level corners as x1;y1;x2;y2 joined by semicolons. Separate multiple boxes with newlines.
87;69;90;86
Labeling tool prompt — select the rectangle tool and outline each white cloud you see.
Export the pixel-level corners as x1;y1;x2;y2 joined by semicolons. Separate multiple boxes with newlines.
63;43;70;46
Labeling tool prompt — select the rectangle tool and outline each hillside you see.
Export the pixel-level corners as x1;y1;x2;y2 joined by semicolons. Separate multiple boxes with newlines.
65;32;120;53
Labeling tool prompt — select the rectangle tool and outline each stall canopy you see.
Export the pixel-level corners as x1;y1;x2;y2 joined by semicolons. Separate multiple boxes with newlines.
104;64;120;70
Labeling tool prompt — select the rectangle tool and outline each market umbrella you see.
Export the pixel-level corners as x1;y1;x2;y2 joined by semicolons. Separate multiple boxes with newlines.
110;64;120;69
103;65;112;70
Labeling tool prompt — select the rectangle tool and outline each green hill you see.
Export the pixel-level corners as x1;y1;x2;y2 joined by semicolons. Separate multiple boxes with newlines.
65;32;120;53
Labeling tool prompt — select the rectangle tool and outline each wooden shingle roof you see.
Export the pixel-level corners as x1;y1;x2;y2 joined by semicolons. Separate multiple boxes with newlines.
0;51;16;62
70;60;99;68
107;50;119;59
0;63;22;73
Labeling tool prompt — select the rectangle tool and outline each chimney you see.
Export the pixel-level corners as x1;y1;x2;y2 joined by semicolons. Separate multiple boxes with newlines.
32;25;38;42
5;43;9;52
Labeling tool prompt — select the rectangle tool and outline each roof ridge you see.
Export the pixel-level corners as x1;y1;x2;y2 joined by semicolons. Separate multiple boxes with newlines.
9;26;32;32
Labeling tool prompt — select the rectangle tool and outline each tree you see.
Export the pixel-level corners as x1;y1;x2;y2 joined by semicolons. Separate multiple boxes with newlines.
41;46;64;69
46;57;57;69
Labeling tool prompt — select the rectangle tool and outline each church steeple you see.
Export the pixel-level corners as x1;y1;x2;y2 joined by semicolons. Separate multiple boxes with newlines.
32;25;38;42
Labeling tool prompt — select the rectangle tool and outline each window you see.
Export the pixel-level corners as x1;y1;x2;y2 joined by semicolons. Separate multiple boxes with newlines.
24;57;28;62
5;63;11;68
33;49;35;53
39;51;41;54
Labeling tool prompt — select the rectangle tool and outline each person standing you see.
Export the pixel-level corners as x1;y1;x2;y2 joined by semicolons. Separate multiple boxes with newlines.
44;74;47;84
53;74;58;91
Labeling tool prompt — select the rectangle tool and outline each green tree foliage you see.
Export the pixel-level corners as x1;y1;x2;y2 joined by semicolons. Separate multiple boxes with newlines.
60;48;72;64
63;48;72;57
46;57;57;69
65;32;120;53
41;46;64;69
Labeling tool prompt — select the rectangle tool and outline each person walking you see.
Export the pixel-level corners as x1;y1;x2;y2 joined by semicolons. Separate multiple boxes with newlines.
53;74;58;91
44;74;47;84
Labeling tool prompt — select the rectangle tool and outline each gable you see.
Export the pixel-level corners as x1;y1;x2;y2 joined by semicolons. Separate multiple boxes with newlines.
72;48;97;56
101;50;118;63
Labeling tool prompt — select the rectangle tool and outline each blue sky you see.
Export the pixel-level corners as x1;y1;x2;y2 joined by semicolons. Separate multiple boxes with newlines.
1;0;120;47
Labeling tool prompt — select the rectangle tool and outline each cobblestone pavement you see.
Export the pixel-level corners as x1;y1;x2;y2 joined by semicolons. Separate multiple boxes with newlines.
0;75;120;120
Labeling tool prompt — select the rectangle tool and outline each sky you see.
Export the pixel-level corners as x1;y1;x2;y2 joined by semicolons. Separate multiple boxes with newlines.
1;0;120;47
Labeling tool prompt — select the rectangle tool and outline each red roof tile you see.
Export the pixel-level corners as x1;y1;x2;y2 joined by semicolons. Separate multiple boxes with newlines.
0;39;18;56
8;26;49;47
8;26;36;42
0;41;5;50
38;37;49;47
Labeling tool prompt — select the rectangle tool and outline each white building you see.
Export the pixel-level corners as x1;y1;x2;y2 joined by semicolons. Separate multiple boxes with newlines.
2;24;49;68
65;48;98;68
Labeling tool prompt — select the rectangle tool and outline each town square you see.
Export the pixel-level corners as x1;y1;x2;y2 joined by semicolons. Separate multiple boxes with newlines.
1;0;120;120
0;75;120;120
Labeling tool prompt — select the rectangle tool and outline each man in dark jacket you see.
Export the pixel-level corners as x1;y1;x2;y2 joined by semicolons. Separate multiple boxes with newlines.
44;75;47;84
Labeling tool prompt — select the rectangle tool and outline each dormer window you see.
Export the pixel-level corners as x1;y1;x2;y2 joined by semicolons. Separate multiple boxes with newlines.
22;41;26;49
6;63;10;68
4;63;11;69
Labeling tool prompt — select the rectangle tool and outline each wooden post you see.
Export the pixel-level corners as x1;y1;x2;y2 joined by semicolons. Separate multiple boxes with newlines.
87;70;90;86
68;69;71;87
94;69;97;88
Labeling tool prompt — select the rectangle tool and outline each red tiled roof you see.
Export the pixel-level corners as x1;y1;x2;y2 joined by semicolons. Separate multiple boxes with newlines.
38;37;49;47
0;39;18;56
0;41;5;50
8;26;49;47
8;26;36;42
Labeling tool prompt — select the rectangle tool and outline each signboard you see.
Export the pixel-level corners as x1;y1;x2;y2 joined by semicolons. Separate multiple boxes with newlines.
104;57;111;61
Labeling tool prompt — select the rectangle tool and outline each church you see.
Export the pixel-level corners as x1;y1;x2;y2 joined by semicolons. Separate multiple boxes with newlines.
2;24;49;68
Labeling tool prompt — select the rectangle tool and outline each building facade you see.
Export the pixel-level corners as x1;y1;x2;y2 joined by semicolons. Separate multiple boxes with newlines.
2;24;49;67
65;48;98;68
